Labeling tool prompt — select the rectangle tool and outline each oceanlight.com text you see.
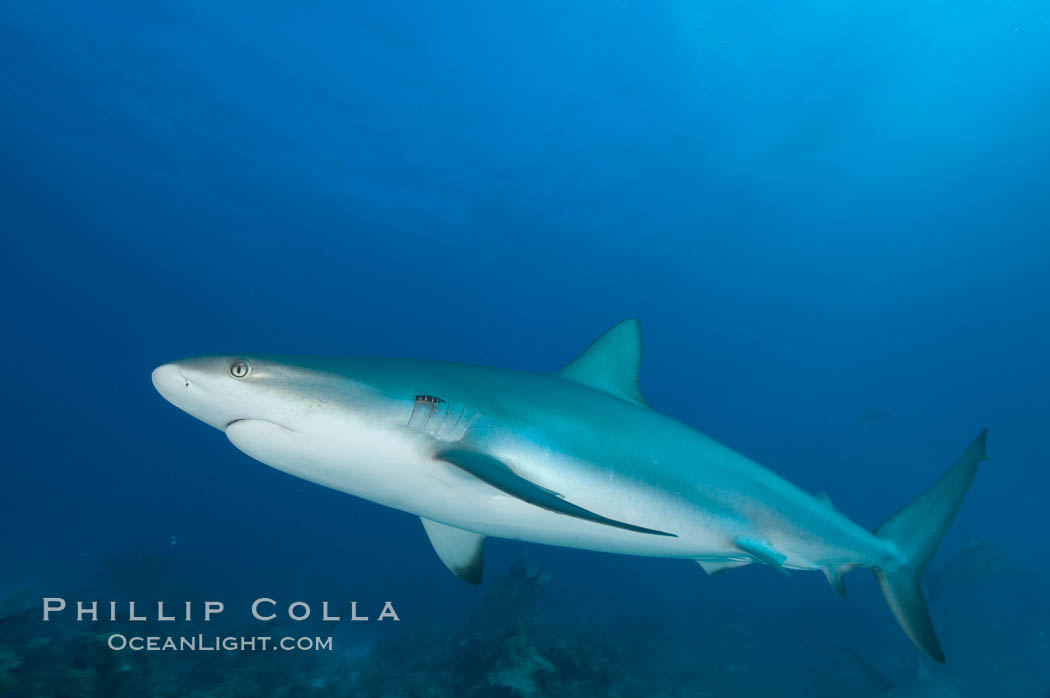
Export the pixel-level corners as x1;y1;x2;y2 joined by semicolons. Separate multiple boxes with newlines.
106;634;334;652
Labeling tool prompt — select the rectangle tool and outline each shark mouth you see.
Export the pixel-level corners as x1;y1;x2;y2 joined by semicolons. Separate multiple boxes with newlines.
224;418;292;432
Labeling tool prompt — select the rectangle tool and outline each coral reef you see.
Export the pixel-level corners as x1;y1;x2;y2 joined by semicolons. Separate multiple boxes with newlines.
352;616;647;698
349;559;653;698
11;552;1011;697
0;558;665;697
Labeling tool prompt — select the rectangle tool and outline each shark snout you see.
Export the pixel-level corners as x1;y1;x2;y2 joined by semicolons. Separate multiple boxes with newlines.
152;356;308;434
152;359;246;431
152;363;189;392
151;362;191;406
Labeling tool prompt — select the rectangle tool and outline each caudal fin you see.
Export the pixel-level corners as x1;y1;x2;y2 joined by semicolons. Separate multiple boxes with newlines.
873;429;988;663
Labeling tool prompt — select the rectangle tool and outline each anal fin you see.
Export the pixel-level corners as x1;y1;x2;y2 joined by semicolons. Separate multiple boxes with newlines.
824;566;848;597
420;518;485;585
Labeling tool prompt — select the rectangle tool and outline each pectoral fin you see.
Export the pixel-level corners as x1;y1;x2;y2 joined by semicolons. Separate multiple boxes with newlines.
436;448;675;537
420;518;485;585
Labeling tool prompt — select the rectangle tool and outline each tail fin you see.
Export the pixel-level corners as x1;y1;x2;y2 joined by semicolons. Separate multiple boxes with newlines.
873;429;988;663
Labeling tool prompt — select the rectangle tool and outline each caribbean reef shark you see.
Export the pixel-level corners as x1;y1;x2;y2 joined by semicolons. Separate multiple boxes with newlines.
152;319;986;662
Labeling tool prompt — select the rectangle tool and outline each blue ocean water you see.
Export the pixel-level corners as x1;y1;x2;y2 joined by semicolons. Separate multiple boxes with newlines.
1;1;1048;696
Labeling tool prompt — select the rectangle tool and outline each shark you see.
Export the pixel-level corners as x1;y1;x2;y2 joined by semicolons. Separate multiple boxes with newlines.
151;319;986;662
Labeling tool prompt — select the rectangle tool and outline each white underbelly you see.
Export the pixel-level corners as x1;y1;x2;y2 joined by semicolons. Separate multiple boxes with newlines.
225;417;737;559
407;471;716;557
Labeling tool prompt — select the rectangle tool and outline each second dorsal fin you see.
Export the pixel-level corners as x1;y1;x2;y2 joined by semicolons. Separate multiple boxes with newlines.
556;318;648;406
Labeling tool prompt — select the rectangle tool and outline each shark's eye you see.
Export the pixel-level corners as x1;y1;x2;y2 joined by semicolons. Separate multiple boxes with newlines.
229;360;251;379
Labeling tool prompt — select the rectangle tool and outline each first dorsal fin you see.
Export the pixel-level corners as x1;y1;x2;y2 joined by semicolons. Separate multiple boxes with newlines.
556;318;648;406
